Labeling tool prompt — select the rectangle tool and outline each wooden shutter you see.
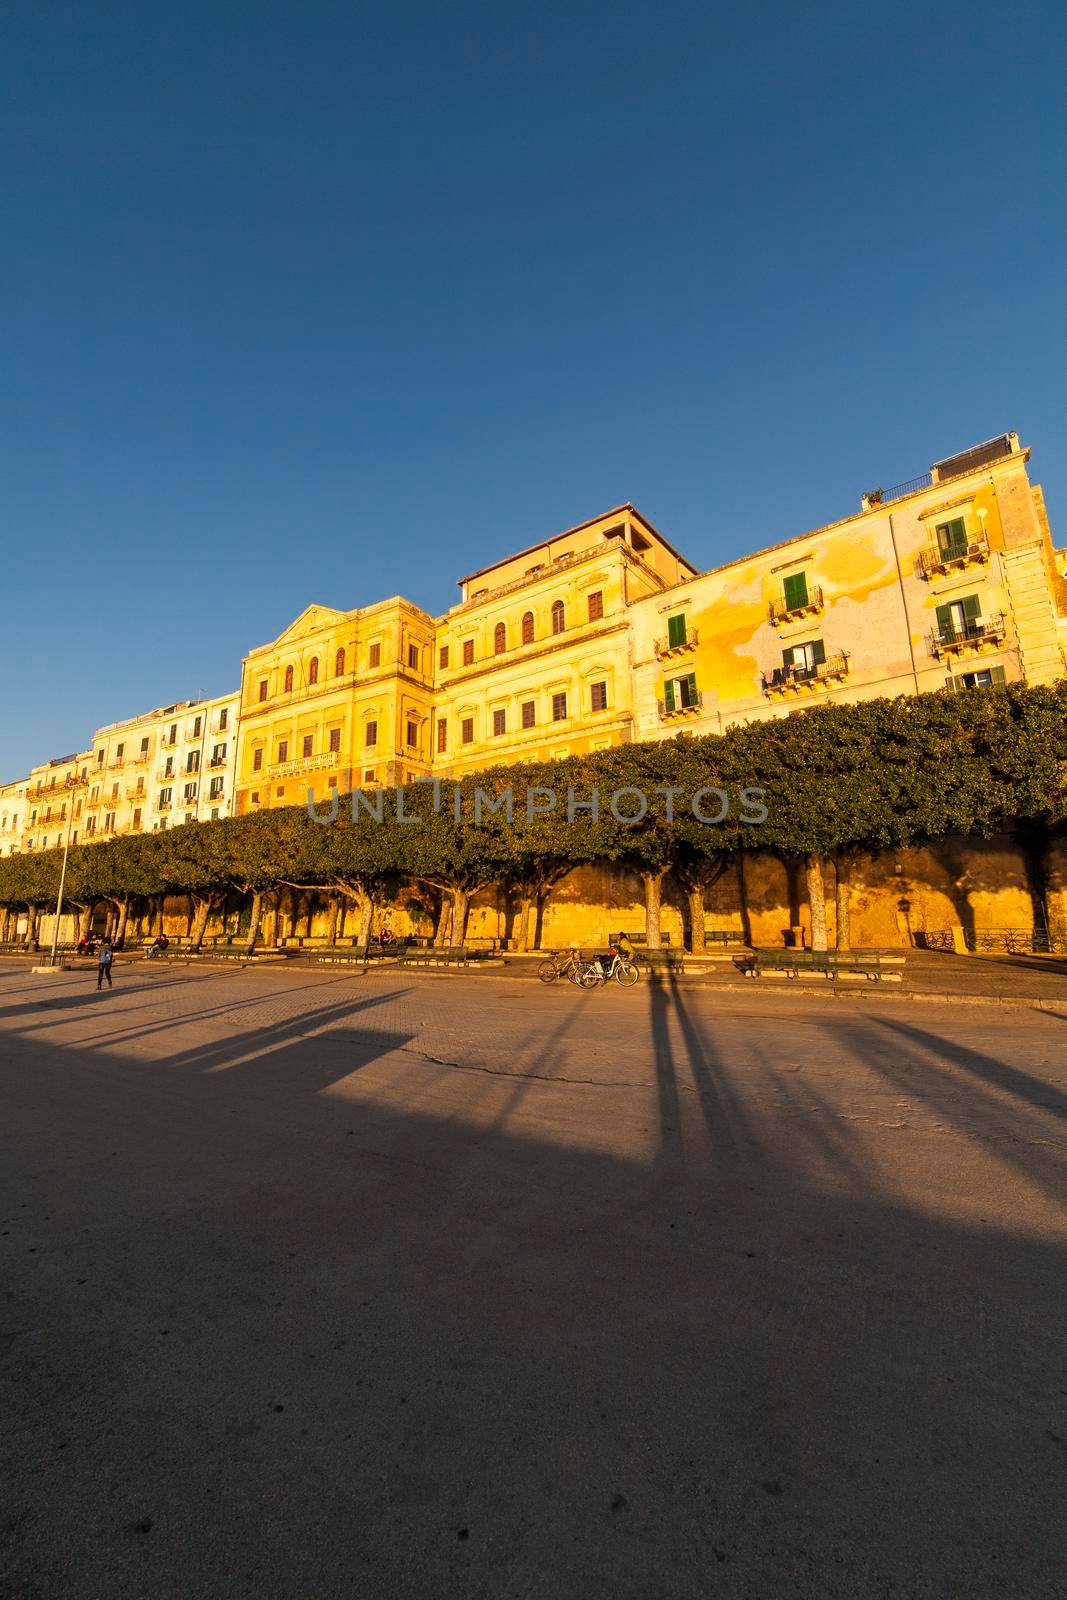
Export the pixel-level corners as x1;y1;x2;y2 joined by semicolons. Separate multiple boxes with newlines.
961;595;980;623
935;603;953;636
663;679;676;713
782;572;808;610
811;639;826;666
667;613;686;648
782;646;796;669
684;672;698;706
989;665;1006;686
936;518;967;556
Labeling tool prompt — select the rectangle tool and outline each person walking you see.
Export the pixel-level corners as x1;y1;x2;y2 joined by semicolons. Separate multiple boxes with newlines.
96;936;114;991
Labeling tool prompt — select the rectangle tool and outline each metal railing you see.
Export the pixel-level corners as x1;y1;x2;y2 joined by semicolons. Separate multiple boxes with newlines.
657;689;703;720
927;614;1005;656
654;625;699;657
762;651;850;693
917;532;989;578
768;585;824;624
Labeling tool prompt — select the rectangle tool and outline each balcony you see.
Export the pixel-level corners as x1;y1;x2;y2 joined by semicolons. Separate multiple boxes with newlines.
108;758;126;770
927;614;1006;660
762;652;851;696
83;794;104;809
768;586;825;626
918;532;990;580
130;752;151;767
126;784;147;800
156;801;172;814
157;766;176;783
657;689;704;722
654;625;699;659
209;756;228;769
268;751;335;780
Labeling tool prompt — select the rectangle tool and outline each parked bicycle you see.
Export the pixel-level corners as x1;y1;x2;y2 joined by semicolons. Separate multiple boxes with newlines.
588;944;640;986
537;948;599;987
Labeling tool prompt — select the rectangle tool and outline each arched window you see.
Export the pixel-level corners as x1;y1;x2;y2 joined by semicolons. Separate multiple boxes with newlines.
551;599;565;635
283;664;294;694
308;657;319;685
494;621;507;655
335;647;346;678
522;611;534;645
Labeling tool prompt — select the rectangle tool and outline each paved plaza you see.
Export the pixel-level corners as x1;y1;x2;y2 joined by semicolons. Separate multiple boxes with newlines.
1;959;1065;1598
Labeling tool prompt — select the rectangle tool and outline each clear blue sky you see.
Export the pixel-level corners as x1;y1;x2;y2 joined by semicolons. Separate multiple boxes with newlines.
3;0;1065;777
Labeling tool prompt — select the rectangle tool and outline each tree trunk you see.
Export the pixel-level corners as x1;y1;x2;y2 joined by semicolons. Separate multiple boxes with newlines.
805;854;827;951
642;868;668;949
687;887;706;954
451;887;470;946
114;900;130;949
24;905;39;949
190;897;212;953
78;905;93;940
835;856;852;951
515;895;533;952
356;891;374;950
325;895;340;948
245;891;265;954
434;894;451;947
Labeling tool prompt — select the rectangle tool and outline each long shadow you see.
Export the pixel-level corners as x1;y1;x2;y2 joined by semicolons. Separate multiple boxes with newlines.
646;970;683;1166
666;968;756;1165
870;1015;1067;1120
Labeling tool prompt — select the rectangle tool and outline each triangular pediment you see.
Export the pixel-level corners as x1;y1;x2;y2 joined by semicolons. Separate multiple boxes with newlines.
271;604;349;648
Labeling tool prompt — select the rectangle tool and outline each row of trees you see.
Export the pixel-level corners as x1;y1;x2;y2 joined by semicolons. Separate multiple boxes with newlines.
2;684;1064;953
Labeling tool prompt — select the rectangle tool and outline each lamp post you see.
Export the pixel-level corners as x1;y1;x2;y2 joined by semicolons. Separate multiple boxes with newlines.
46;774;87;969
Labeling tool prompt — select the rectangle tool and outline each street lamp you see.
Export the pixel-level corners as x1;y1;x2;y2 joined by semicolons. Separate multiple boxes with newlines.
45;773;88;969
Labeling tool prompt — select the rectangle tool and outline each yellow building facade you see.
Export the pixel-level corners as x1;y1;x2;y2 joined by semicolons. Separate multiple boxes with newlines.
3;432;1065;852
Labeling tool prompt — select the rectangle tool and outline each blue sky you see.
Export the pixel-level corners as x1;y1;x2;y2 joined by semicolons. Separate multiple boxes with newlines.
3;0;1065;777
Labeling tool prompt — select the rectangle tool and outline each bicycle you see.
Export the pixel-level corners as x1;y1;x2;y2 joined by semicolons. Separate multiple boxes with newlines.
589;946;640;986
537;949;599;987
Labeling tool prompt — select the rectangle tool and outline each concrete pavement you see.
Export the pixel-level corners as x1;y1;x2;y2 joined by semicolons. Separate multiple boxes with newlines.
1;961;1065;1597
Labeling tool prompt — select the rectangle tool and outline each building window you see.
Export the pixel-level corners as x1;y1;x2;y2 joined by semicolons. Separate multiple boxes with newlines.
219;708;228;731
935;596;981;644
365;721;377;747
97;749;105;765
492;709;506;737
284;665;294;694
949;665;1007;691
664;672;699;711
782;572;809;612
116;743;125;759
521;700;535;729
552;692;567;722
253;748;263;772
666;612;688;649
104;813;115;834
133;807;143;828
111;782;120;798
140;736;149;754
590;681;608;712
211;808;219;820
494;622;506;654
368;642;381;669
184;782;197;802
461;717;474;745
308;657;319;685
439;644;449;669
257;679;268;703
159;787;172;806
521;611;534;645
187;751;200;773
209;778;223;799
462;638;475;666
587;590;603;622
782;641;824;677
437;720;447;753
193;717;202;738
551;599;565;634
335;647;346;677
251;791;260;805
329;727;341;753
406;720;418;748
302;734;313;758
363;768;376;784
276;786;285;797
408;643;420;670
935;517;969;558
278;740;288;762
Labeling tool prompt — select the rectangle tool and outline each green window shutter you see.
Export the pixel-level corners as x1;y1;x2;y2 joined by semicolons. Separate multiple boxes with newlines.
684;672;697;706
782;646;796;669
946;675;958;693
961;594;980;622
782;572;808;610
667;613;686;648
935;602;953;635
810;638;826;666
936;518;967;556
663;678;676;713
989;665;1006;686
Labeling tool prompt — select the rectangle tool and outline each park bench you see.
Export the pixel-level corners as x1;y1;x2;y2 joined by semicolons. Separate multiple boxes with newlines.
745;949;890;981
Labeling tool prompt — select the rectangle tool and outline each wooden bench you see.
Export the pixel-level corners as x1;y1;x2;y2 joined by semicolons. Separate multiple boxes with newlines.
746;949;890;981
